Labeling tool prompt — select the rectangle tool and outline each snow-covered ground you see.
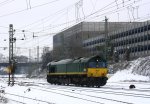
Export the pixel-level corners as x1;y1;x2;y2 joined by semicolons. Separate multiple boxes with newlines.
0;71;150;104
0;56;150;104
108;69;149;82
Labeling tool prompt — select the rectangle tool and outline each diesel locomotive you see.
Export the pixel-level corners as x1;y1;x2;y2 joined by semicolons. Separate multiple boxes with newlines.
47;55;108;87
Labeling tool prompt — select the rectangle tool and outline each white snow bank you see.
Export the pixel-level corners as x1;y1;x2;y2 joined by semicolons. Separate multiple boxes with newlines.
109;56;150;76
108;69;150;82
108;56;150;82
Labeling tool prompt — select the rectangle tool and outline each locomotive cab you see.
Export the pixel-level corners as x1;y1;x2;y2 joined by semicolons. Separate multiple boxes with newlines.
87;56;108;77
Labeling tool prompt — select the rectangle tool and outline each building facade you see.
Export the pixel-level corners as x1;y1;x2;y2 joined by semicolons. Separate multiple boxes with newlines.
53;22;130;60
83;21;150;61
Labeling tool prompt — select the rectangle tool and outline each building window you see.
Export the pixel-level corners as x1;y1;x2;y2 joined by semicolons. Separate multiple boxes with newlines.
148;45;150;50
144;35;148;41
141;27;144;32
132;30;134;34
141;36;144;42
135;28;138;34
148;35;150;40
129;30;132;35
144;26;147;31
135;47;138;52
144;45;147;51
138;27;141;33
148;25;150;30
138;37;141;42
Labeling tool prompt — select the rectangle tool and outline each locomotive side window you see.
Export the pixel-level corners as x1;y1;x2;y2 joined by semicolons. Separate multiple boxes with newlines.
50;66;56;73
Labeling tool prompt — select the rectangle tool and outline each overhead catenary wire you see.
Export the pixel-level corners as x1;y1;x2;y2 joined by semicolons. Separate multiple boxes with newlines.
0;0;60;18
14;0;117;35
14;0;130;48
1;1;150;58
26;8;70;31
6;0;139;45
1;0;150;52
32;0;135;32
0;0;14;7
18;0;78;30
28;0;146;38
0;0;136;34
23;0;118;34
28;0;134;34
0;0;144;38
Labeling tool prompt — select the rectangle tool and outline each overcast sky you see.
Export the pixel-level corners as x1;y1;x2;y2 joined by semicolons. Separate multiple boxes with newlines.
0;0;149;57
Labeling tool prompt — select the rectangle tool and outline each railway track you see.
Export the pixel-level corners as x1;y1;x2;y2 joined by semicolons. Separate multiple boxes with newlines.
36;83;150;98
0;85;54;104
14;80;150;97
30;86;133;104
1;78;150;104
5;98;26;104
4;92;55;104
25;81;150;104
5;81;134;104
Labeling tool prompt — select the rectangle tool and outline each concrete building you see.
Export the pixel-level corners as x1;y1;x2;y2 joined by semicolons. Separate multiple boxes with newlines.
83;21;150;61
53;22;130;60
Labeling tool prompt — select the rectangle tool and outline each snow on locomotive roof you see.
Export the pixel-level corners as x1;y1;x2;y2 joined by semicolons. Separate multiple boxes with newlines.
47;55;105;66
73;57;90;63
50;59;73;65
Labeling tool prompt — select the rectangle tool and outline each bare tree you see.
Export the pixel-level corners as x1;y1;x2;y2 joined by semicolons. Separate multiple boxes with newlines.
41;51;53;70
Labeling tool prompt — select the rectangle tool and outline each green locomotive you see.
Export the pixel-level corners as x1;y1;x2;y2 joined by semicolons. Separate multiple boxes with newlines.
47;55;108;87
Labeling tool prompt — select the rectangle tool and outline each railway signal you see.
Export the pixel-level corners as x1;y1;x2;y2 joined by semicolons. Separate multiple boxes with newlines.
8;24;17;86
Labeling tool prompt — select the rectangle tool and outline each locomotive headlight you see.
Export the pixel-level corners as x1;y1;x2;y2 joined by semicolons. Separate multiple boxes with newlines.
83;68;87;72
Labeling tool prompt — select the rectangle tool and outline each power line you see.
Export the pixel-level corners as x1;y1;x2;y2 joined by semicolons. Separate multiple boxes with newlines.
0;0;59;18
0;0;142;35
0;0;14;7
83;0;142;21
1;0;149;49
0;0;128;33
19;0;78;30
29;0;130;33
37;0;143;34
25;9;68;31
17;0;116;35
17;0;143;34
11;0;131;42
23;0;117;34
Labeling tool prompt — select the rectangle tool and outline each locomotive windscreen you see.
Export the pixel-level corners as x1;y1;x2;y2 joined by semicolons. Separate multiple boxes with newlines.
88;61;106;68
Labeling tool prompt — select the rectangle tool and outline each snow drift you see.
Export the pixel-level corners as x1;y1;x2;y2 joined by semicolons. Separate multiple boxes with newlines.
108;56;150;82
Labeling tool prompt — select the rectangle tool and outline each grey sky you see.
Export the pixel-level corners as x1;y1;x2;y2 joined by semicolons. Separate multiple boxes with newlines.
0;0;149;57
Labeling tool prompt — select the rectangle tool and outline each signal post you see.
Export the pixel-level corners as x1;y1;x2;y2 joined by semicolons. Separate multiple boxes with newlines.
8;24;16;86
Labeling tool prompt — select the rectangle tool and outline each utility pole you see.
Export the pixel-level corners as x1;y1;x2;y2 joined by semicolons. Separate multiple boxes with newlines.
8;24;16;86
29;49;31;62
37;46;40;72
105;16;108;60
37;46;39;63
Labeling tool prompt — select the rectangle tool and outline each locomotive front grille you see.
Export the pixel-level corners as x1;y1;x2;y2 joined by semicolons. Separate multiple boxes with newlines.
87;68;108;77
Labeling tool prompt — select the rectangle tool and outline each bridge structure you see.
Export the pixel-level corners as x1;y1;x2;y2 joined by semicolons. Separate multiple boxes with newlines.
0;62;41;67
0;62;42;75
